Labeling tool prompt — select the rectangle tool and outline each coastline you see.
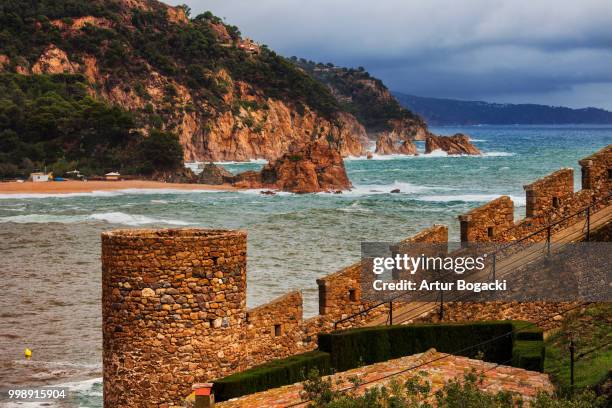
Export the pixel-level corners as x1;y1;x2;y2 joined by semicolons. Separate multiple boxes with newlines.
0;180;237;195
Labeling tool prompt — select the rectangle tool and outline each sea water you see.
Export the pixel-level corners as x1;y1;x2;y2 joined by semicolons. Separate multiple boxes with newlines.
1;125;611;406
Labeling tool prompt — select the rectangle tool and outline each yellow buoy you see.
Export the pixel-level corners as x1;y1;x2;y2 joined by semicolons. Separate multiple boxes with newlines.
24;348;32;360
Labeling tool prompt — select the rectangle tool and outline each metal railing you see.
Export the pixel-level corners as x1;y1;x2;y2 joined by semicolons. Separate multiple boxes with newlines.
333;192;611;329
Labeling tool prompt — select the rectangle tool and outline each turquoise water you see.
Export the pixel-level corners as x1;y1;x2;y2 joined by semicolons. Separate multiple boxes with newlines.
0;125;610;406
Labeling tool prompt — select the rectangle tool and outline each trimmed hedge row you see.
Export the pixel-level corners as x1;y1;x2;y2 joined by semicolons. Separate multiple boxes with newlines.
213;350;331;402
318;321;516;372
212;321;544;402
513;340;545;372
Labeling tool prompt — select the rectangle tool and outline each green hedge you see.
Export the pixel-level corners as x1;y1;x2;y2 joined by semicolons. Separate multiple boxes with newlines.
319;321;544;373
213;321;544;402
512;340;545;372
319;321;515;372
510;320;544;341
213;350;331;402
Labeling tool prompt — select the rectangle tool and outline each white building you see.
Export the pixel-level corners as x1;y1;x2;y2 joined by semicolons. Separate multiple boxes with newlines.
30;172;49;182
105;172;121;181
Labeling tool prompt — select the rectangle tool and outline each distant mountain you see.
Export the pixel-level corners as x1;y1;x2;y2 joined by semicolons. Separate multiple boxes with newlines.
393;93;612;125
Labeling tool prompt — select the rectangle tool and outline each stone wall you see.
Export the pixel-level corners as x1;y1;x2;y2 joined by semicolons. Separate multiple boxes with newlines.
102;229;247;407
458;196;514;243
524;168;574;219
244;291;306;366
579;145;612;192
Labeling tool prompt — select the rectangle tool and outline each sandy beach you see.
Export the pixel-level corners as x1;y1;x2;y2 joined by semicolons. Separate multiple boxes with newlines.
0;180;237;194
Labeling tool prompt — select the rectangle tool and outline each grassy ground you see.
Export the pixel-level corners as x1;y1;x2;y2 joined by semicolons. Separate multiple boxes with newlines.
544;303;611;393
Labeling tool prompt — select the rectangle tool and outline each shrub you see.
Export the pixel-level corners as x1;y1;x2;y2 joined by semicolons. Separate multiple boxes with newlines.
137;129;184;174
513;340;545;372
318;321;516;372
213;351;331;402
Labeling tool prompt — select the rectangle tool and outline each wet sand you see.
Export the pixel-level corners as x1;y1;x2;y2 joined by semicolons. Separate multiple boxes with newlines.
0;180;236;194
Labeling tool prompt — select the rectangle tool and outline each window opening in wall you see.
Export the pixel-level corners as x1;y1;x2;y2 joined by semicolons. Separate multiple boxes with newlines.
608;168;612;180
274;324;281;336
552;196;560;208
487;227;494;238
349;288;357;302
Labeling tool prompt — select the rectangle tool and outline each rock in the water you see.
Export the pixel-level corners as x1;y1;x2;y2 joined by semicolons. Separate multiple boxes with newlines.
375;133;418;155
425;134;481;155
232;138;352;193
231;170;263;189
197;163;233;185
151;167;197;183
260;190;276;196
366;151;374;160
390;189;400;193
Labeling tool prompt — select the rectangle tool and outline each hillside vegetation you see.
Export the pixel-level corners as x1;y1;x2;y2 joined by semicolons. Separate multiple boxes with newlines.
394;93;612;125
294;59;427;137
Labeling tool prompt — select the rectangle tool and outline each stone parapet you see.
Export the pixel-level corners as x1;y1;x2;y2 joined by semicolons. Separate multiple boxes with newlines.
459;196;514;243
524;168;574;219
579;144;611;192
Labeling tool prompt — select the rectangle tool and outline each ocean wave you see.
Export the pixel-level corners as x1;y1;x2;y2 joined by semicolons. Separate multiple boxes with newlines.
345;149;515;161
88;212;190;226
344;181;447;196
0;190;122;200
0;214;85;223
185;159;268;168
0;212;191;226
417;194;526;206
0;188;227;200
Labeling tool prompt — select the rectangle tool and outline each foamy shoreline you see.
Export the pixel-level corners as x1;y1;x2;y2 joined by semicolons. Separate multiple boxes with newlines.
0;180;237;195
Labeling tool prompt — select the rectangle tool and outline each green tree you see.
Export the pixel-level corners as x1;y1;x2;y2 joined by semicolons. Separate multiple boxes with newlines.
138;129;184;174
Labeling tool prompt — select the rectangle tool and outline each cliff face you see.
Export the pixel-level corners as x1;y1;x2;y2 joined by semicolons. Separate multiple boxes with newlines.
293;60;431;150
0;0;366;162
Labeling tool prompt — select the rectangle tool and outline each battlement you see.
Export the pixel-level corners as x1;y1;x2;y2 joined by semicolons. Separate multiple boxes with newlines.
458;196;514;243
102;145;611;407
523;168;574;219
579;144;612;192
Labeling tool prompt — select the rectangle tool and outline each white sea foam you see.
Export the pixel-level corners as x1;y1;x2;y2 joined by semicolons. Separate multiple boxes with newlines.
0;214;86;223
344;181;447;196
88;212;190;226
0;188;227;200
0;212;191;225
483;151;515;157
344;149;515;161
418;194;526;206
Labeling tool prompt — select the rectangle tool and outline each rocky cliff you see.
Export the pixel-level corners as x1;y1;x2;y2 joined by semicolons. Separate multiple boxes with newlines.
293;60;430;152
0;0;367;163
425;134;481;155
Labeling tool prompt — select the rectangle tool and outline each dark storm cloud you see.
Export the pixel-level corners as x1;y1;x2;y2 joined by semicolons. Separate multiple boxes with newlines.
167;0;612;108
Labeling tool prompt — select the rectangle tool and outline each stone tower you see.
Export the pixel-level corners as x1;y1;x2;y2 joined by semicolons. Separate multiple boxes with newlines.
102;229;247;407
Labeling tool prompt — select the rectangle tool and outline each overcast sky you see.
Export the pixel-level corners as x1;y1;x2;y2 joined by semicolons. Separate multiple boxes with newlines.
166;0;612;110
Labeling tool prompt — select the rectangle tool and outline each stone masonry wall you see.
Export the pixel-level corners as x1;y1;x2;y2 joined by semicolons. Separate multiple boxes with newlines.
524;168;574;219
458;196;514;243
244;291;306;367
579;144;612;192
102;229;248;408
